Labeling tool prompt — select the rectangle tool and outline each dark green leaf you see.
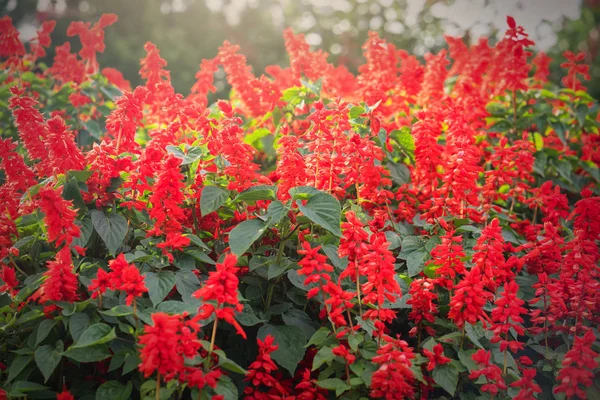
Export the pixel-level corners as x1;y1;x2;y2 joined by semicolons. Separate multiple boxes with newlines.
229;219;269;256
432;364;458;396
266;200;286;224
200;186;229;216
99;305;133;317
96;381;132;400
258;324;307;375
145;271;176;307
63;345;111;362
90;210;128;256
407;250;427;277
282;308;316;339
296;192;341;236
234;185;277;202
34;341;63;382
312;346;334;370
349;105;366;119
69;312;90;342
35;319;56;347
71;323;116;348
175;270;200;301
387;162;410;186
214;375;238;400
7;356;32;382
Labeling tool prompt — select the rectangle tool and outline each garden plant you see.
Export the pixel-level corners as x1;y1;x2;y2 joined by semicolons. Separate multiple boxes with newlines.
0;12;599;400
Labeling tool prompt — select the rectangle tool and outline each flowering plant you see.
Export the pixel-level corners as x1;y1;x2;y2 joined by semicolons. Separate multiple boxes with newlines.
0;13;599;400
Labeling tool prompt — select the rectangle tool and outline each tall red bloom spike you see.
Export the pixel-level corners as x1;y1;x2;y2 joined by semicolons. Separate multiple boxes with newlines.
554;330;599;399
66;13;118;74
37;248;79;304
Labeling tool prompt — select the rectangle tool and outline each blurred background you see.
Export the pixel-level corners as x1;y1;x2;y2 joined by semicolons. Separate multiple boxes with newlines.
3;0;600;99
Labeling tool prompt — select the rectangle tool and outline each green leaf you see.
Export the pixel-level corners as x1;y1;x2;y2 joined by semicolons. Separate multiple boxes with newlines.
145;271;176;307
257;324;307;375
306;327;331;348
282;308;316;339
234;185;277;202
175;270;200;301
235;304;266;326
229;219;269;256
200;186;229;216
266;200;286;224
316;378;350;396
63;345;111;362
296;192;341;236
69;312;90;342
214;375;238;400
216;352;247;374
62;177;86;217
312;346;334;370
9;381;49;396
458;349;478;372
34;341;63;382
71;323;116;348
166;145;204;165
99;305;133;317
96;381;132;400
432;364;458;396
407;250;427;277
7;356;32;382
391;128;416;159
35;319;56;347
464;322;484;349
349;105;366;119
72;217;93;249
532;132;544;151
289;186;320;200
387;162;411;186
90;210;128;256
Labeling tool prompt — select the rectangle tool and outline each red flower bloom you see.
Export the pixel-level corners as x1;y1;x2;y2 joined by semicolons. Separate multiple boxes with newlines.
490;280;527;353
193;253;246;338
448;266;492;328
37;247;79;304
56;389;75;400
510;369;542;400
138;312;184;380
370;336;416;400
244;335;289;398
469;349;507;396
332;344;356;365
66;14;118;74
115;263;148;306
0;265;19;296
422;343;451;371
38;186;81;248
554;330;599;399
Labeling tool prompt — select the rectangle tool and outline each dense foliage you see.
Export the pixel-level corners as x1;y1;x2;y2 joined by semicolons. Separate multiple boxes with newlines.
1;13;599;400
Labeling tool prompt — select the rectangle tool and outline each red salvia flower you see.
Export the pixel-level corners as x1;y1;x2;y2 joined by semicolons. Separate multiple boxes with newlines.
406;276;439;337
422;343;451;371
0;265;19;296
115;263;148;306
469;349;507;396
193;253;246;338
332;344;356;365
472;218;511;291
510;369;542;400
0;16;25;58
560;51;590;92
448;266;492;328
244;335;289;398
38;186;81;248
66;13;118;74
37;247;79;304
138;312;184;381
490;280;527;353
370;336;416;400
428;221;467;289
55;388;75;400
554;330;599;399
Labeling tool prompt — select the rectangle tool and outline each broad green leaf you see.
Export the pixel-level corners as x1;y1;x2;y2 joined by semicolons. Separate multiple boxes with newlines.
258;324;307;375
266;200;286;224
296;192;341;236
166;145;204;165
200;186;229;216
7;356;32;382
34;341;63;382
96;381;132;400
407;250;427;277
145;271;176;307
35;319;56;347
312;346;334;370
316;378;350;396
99;305;133;317
282;308;316;339
214;375;238;400
63;344;111;362
216;351;247;374
69;312;90;342
175;270;200;301
90;210;128;256
387;162;411;186
288;186;320;200
432;364;458;396
306;327;331;348
234;185;277;202
229;219;269;256
235;304;266;326
72;217;94;249
62;177;86;217
349;105;365;119
71;323;116;348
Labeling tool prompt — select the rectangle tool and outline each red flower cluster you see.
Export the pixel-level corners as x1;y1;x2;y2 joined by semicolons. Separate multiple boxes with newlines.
88;254;147;306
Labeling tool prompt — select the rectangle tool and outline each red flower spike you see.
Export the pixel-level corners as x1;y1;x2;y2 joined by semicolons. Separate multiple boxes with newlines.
423;343;451;371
